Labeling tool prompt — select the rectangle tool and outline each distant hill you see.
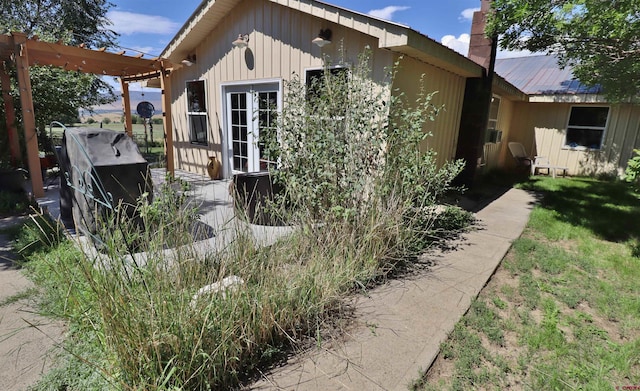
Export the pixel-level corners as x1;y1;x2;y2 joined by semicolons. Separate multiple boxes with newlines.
79;90;163;118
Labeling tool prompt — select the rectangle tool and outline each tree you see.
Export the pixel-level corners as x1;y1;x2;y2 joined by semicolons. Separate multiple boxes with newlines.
0;0;118;150
488;0;640;101
1;0;117;48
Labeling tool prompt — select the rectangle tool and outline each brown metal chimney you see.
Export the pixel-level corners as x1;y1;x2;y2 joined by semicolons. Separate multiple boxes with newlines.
453;0;497;187
468;0;494;71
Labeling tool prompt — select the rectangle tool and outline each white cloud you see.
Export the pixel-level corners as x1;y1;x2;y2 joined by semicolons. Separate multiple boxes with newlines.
107;10;179;35
367;6;410;21
442;33;535;59
441;33;470;55
460;7;480;22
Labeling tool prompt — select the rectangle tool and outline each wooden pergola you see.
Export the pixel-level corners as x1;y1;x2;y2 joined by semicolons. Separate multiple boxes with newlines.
0;32;175;198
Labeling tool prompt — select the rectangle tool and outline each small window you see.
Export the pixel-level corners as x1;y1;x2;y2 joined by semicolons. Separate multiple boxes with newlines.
565;106;609;149
305;67;349;109
186;80;207;145
488;96;500;131
486;96;502;143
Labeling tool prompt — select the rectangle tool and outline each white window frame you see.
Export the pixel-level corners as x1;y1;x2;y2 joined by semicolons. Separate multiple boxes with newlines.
186;79;208;145
220;79;282;177
485;95;502;144
563;105;610;150
488;95;501;131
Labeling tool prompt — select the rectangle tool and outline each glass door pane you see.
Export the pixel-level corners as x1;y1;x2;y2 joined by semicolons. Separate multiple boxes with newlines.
230;92;249;172
257;91;278;171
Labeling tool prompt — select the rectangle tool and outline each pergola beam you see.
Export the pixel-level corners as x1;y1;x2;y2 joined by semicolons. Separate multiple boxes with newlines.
160;64;174;177
12;33;44;198
0;32;175;199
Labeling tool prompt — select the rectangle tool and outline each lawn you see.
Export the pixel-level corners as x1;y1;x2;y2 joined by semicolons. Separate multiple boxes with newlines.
418;176;640;390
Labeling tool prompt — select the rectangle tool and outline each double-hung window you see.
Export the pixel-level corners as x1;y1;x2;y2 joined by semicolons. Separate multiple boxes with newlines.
186;80;207;145
565;106;609;150
486;96;502;143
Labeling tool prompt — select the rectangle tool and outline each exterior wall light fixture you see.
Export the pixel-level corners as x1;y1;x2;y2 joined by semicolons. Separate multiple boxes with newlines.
181;54;196;66
312;29;332;47
232;34;250;49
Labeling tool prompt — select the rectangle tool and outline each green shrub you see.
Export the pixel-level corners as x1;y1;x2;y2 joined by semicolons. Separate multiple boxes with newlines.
269;48;464;248
0;190;31;216
624;148;640;189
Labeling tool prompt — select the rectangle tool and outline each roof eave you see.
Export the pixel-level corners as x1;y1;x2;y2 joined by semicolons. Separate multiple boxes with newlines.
528;94;608;103
492;74;528;101
384;30;483;78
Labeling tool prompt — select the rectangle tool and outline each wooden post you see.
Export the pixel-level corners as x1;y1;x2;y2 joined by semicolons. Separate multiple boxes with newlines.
12;33;44;198
1;61;22;166
120;79;133;136
160;63;174;177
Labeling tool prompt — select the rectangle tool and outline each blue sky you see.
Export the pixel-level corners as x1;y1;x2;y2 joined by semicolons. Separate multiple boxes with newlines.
105;1;528;90
107;1;482;58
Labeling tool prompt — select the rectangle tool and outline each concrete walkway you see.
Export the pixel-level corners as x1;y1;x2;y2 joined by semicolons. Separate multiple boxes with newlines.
0;216;65;391
251;188;536;390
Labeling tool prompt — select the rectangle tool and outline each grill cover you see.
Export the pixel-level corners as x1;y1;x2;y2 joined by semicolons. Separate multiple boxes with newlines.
58;127;153;236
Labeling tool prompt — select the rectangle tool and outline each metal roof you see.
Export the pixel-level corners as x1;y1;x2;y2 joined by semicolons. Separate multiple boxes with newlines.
494;55;602;95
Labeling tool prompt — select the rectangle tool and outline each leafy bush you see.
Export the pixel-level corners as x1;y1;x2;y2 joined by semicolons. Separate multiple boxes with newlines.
270;48;464;228
624;148;640;189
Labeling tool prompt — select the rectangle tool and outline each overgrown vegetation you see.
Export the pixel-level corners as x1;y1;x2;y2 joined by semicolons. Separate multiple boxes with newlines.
270;49;464;228
419;177;640;390
0;190;32;217
19;51;472;390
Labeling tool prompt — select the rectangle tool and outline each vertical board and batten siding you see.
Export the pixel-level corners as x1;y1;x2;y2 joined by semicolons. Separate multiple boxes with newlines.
169;0;396;175
507;102;640;175
391;55;466;166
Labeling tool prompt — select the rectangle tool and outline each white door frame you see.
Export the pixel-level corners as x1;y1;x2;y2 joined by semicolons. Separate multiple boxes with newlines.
220;79;282;178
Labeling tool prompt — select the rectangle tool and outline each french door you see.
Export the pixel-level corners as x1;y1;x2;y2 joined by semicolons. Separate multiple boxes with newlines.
225;83;279;173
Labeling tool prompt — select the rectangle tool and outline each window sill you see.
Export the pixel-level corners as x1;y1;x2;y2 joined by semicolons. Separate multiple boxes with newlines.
561;145;602;152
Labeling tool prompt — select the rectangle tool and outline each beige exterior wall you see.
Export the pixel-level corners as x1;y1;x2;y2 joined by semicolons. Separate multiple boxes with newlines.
391;56;466;166
506;102;640;176
167;0;396;176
